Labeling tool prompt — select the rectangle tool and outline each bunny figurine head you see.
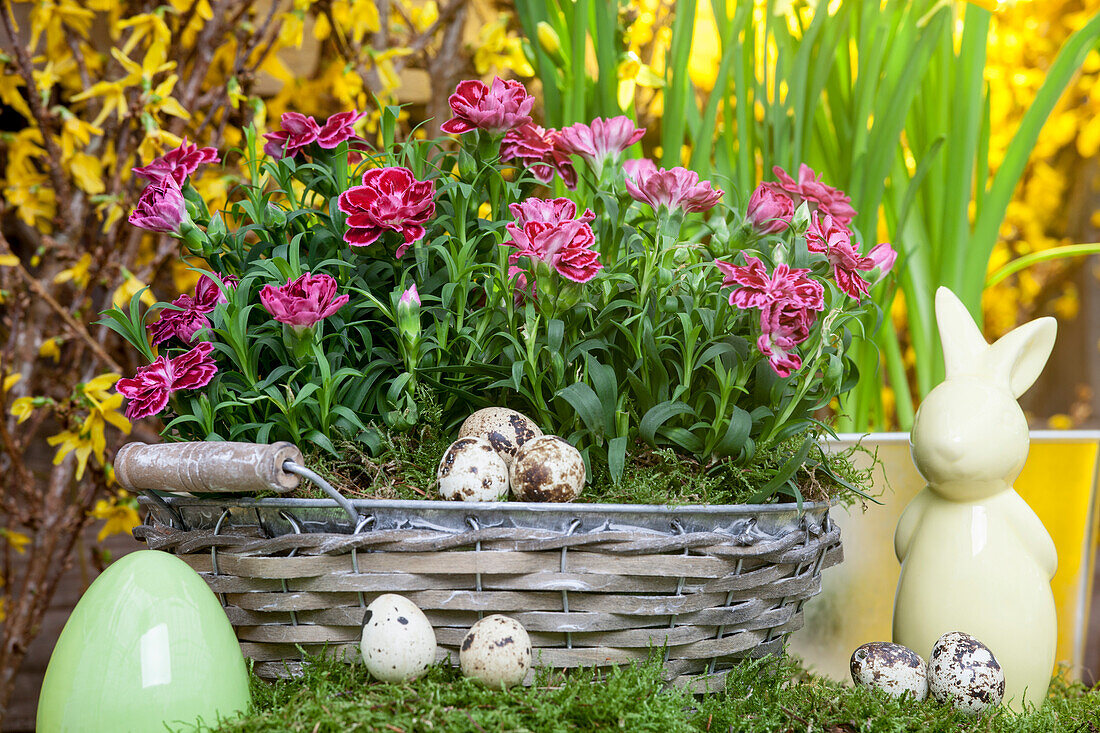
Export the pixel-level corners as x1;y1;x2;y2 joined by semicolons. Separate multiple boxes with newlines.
910;287;1056;501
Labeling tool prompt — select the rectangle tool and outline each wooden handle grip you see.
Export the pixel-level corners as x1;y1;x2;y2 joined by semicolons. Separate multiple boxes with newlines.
115;441;304;494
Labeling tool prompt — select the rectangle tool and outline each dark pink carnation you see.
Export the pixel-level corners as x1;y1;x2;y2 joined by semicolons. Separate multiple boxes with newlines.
129;179;188;234
259;272;349;329
765;164;856;226
805;213;880;299
264;112;322;159
557;116;645;171
504;198;602;284
509;197;594;227
625;165;723;214
116;342;218;420
757;305;811;378
148;274;237;345
338;167;436;256
500;124;577;189
714;256;824;312
440;78;534;135
148;297;210;345
132;139;220;186
317;110;366;149
192;273;237;311
714;256;824;377
505;220;602;283
745;183;794;235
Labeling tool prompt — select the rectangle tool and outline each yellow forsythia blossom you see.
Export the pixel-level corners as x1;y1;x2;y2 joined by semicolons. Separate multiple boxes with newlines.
91;490;141;542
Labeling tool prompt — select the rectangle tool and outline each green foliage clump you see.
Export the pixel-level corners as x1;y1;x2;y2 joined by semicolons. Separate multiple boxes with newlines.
194;653;1100;733
298;394;878;505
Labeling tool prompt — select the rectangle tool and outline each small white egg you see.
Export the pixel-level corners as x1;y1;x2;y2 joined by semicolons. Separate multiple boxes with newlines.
360;594;437;683
437;437;510;501
927;631;1005;715
509;435;585;502
459;615;532;689
458;408;543;466
850;642;928;700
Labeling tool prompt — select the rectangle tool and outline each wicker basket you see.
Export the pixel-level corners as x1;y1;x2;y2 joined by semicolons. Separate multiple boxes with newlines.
120;441;843;693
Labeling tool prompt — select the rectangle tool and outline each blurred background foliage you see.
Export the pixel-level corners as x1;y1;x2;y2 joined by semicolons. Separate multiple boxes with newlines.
2;0;1100;720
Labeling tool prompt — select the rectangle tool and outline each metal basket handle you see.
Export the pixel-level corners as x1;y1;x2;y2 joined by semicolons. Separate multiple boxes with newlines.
116;441;359;523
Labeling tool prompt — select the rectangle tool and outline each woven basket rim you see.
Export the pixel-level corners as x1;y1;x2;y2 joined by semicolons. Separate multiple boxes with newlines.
154;495;833;515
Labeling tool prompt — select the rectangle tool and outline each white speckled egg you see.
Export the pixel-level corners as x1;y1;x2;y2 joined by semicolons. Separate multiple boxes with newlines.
927;631;1005;714
459;615;532;688
437;437;510;501
850;642;928;700
360;594;437;682
458;408;543;466
509;435;585;502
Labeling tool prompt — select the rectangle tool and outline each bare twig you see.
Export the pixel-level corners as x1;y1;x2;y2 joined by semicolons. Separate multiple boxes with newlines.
0;235;124;374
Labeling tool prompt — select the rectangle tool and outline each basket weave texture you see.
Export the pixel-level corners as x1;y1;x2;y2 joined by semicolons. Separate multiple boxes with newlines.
135;503;841;692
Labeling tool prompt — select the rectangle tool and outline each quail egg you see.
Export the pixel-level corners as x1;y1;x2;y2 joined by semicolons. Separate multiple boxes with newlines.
927;631;1005;715
458;408;543;466
437;437;510;501
360;594;437;683
509;435;585;502
850;642;928;700
459;614;532;688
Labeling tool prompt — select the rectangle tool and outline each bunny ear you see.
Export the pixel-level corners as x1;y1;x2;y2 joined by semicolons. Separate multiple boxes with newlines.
935;287;988;379
987;317;1057;398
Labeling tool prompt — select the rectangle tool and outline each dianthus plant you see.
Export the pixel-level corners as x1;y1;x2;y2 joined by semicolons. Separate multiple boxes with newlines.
102;81;894;499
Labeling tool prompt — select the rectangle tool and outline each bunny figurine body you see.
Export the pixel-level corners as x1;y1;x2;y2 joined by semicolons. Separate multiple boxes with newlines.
893;287;1058;711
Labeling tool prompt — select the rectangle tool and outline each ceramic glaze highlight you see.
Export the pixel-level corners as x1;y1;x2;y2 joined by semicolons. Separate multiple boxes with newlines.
893;287;1058;712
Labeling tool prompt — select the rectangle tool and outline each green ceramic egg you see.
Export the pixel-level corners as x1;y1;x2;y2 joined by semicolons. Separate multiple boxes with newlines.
37;550;251;732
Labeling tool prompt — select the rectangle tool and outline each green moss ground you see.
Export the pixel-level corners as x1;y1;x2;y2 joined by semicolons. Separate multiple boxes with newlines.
192;653;1100;733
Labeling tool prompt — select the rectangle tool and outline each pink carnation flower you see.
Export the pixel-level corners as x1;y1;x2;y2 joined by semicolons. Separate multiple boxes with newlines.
805;213;891;300
504;197;602;284
116;341;218;420
509;197;594;227
625;165;723;214
337;167;436;256
147;302;210;345
714;256;824;312
500;124;577;189
714;256;824;377
129;179;189;234
317;110;366;149
745;183;794;235
766;164;856;226
263;112;322;159
557;116;645;172
148;274;237;345
623;158;658;184
132;139;220;186
440;78;534;135
757;305;813;378
259;272;349;329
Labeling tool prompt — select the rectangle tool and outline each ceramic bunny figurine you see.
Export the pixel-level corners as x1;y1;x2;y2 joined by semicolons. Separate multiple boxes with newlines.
893;287;1058;711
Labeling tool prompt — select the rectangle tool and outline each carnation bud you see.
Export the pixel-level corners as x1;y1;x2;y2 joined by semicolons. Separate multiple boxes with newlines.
266;203;287;229
791;201;811;236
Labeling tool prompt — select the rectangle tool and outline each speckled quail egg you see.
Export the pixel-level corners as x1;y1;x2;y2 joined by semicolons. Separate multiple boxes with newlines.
509;435;585;502
437;437;511;501
458;408;543;466
927;631;1005;715
360;594;437;683
459;614;532;689
850;642;928;700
